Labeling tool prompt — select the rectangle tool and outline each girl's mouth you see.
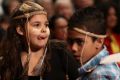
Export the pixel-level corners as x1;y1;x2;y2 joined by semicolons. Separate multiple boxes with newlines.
38;35;47;40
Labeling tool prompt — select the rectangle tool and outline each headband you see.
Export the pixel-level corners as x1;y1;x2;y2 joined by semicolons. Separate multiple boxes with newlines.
73;27;107;38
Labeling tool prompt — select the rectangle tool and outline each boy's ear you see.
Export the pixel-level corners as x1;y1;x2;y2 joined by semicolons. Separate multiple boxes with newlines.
95;38;104;49
16;26;24;36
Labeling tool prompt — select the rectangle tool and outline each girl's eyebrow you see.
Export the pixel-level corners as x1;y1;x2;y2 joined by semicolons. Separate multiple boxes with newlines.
30;21;40;24
31;20;48;23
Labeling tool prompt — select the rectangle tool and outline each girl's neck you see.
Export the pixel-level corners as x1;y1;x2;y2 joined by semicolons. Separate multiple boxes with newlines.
30;48;44;58
21;47;45;67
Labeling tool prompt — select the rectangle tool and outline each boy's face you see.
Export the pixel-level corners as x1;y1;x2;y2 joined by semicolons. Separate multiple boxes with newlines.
67;30;98;64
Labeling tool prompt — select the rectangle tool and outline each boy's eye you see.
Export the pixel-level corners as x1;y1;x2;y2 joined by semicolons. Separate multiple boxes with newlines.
76;39;84;46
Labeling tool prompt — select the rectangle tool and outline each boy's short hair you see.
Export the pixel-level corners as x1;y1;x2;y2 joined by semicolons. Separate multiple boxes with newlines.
68;7;106;36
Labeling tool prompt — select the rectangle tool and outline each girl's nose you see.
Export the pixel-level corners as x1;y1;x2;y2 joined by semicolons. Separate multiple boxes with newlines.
41;27;46;33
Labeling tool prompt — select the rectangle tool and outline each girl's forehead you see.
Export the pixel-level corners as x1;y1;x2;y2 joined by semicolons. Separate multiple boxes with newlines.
29;14;47;21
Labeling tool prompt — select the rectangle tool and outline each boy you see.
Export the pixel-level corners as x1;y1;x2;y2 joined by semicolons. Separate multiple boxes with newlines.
67;7;120;80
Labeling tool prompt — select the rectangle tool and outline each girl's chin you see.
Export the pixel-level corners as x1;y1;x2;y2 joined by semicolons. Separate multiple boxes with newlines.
38;44;47;48
31;44;46;51
38;42;48;47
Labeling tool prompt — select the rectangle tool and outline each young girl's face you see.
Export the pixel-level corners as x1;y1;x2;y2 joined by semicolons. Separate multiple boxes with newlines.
54;17;68;40
28;14;50;50
107;7;117;29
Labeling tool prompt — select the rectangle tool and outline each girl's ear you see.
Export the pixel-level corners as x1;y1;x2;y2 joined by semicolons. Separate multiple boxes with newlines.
16;26;24;36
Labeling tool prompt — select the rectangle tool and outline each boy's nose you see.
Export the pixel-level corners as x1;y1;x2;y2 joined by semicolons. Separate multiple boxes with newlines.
71;42;79;53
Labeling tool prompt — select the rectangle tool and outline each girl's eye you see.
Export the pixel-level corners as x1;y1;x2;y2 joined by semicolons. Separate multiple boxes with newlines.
33;23;40;28
45;23;49;27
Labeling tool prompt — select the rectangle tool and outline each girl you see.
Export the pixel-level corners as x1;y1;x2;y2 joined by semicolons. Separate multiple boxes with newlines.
0;1;79;80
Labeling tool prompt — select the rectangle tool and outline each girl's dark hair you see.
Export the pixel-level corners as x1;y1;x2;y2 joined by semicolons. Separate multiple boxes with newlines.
0;16;27;80
98;3;120;34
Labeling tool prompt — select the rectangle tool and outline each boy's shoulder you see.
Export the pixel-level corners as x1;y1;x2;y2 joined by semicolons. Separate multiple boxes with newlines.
89;63;120;79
